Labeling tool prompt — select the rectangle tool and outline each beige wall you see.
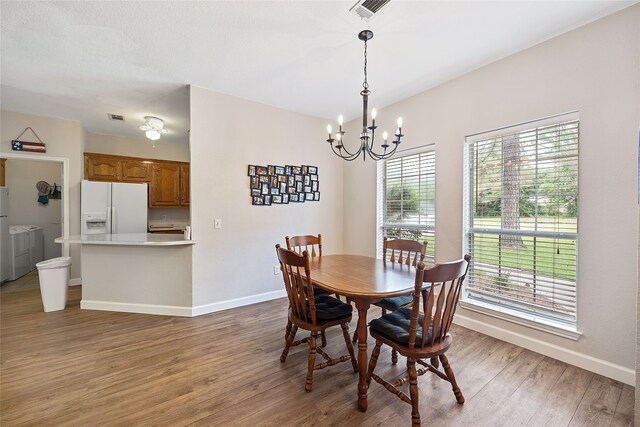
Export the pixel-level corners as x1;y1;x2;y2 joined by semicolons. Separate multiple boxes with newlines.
189;86;343;308
84;132;190;162
1;110;84;280
5;159;63;260
343;5;639;381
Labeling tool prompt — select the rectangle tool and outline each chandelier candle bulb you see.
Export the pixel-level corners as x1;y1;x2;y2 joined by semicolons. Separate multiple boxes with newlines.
327;125;332;138
397;117;403;128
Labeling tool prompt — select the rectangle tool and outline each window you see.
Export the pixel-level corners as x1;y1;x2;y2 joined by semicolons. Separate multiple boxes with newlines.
378;150;435;263
463;117;579;327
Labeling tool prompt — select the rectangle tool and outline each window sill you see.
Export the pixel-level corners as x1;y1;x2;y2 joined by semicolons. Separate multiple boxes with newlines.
458;299;582;341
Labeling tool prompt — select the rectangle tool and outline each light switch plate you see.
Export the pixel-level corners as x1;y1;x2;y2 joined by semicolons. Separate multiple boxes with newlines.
214;219;222;229
273;265;280;275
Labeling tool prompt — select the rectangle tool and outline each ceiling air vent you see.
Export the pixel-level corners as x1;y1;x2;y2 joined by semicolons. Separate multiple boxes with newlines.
107;113;125;122
349;0;391;21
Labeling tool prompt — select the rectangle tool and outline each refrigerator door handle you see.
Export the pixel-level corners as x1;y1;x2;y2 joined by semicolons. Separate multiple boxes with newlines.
111;206;117;234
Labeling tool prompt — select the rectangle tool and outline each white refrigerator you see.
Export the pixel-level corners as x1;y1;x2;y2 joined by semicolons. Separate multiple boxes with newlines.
0;187;9;282
81;180;148;235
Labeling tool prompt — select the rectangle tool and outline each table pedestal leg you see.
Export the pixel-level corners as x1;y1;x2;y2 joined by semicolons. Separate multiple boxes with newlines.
355;300;370;412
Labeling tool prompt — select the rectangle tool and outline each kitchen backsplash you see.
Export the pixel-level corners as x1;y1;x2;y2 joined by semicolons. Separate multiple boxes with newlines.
148;207;190;224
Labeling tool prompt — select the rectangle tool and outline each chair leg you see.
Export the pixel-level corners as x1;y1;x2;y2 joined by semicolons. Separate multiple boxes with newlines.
321;331;327;348
367;341;382;387
440;354;464;404
305;332;318;392
392;349;399;365
340;323;358;373
407;357;421;427
352;328;358;343
431;357;439;369
284;319;292;340
281;324;298;362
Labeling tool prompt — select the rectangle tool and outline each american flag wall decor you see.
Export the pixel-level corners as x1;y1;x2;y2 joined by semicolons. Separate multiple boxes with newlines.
10;127;46;153
11;140;46;153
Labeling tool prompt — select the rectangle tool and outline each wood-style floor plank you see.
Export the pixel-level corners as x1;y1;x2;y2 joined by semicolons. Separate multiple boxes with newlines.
0;286;634;426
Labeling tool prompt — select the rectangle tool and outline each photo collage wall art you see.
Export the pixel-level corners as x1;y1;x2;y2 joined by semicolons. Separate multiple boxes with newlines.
248;164;320;205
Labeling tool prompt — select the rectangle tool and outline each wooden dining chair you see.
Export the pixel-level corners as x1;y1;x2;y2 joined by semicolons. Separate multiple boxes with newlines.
354;237;427;364
276;245;358;392
366;255;471;427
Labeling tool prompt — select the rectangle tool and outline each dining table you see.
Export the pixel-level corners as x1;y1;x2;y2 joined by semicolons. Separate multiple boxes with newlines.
308;254;418;412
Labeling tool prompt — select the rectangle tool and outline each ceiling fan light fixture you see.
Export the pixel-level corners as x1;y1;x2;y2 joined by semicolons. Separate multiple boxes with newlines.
140;116;168;146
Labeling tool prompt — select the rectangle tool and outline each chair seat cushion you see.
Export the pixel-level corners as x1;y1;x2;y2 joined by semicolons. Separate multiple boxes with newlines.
370;307;438;346
312;286;330;296
376;294;413;311
310;295;353;321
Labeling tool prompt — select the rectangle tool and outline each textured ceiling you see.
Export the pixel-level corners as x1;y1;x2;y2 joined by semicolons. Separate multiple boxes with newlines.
1;1;636;145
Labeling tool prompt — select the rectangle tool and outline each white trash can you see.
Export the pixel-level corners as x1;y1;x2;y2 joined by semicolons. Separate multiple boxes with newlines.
36;257;72;312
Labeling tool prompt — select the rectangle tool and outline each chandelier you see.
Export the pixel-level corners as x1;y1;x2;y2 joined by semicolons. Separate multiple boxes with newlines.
139;116;168;147
326;30;404;161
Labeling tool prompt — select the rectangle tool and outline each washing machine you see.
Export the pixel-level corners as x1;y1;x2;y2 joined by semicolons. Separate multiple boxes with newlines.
9;226;30;280
14;225;44;271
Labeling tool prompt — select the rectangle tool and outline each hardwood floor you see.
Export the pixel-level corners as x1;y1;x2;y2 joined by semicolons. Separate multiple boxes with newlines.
1;286;634;426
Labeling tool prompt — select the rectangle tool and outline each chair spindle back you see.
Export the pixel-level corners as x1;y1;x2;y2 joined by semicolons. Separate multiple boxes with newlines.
408;255;471;349
383;237;427;267
286;234;322;258
276;244;316;325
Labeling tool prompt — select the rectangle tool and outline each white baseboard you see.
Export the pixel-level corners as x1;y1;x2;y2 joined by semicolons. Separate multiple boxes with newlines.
81;300;193;317
191;289;287;317
69;278;82;286
454;314;635;386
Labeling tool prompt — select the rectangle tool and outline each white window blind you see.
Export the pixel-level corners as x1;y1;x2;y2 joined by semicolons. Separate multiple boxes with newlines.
464;119;579;326
380;150;435;263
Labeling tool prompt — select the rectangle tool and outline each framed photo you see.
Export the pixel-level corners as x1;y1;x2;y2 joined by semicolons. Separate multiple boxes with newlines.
289;185;297;194
268;165;276;176
295;174;303;182
304;175;310;186
271;187;280;195
308;166;317;174
292;166;302;175
282;194;289;204
261;183;269;195
285;166;292;176
264;195;271;205
271;176;279;187
306;192;314;201
314;191;320;201
256;165;268;175
252;196;264;205
278;175;287;183
250;177;260;189
259;175;269;184
272;195;282;204
275;166;285;175
279;182;287;193
304;185;312;193
287;176;295;186
302;165;308;174
251;188;261;197
312;181;318;191
248;165;256;176
296;182;303;192
310;174;318;181
290;194;299;202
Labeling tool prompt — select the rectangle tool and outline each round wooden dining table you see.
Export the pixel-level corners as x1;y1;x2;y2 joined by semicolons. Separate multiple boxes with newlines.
308;254;418;412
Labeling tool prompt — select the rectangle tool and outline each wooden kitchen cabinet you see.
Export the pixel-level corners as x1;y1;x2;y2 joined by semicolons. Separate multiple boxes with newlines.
85;154;122;181
84;153;189;208
121;160;150;183
179;164;190;207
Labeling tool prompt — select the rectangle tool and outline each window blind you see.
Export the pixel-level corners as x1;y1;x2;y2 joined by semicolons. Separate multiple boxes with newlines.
464;120;578;325
381;150;435;263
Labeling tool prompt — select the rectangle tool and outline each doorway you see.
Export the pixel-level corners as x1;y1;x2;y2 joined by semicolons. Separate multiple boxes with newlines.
0;154;70;292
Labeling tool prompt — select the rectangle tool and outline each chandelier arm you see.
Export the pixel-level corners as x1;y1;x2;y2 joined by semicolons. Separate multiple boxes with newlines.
331;143;361;161
335;138;360;157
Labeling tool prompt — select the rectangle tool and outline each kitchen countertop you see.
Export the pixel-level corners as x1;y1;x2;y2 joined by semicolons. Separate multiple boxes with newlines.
55;233;195;246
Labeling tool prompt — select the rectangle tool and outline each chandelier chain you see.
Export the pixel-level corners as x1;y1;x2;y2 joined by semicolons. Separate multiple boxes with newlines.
363;39;369;90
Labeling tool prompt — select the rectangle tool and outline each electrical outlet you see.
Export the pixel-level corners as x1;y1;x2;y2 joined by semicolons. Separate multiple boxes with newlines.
273;265;280;275
161;214;167;220
214;218;222;229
